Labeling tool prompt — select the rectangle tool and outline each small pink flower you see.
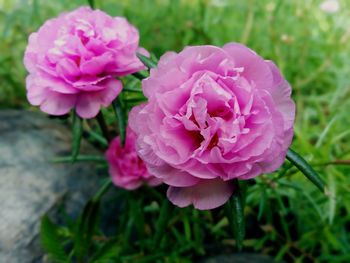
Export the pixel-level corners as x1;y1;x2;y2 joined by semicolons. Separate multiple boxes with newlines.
129;43;295;210
105;127;162;190
24;6;147;118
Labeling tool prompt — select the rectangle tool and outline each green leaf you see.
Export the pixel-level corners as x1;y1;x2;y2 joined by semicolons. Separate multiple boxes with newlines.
74;179;111;259
122;78;144;93
112;97;126;147
90;238;120;263
71;111;83;162
286;148;326;193
132;71;148;80
225;180;245;251
86;129;108;147
52;155;106;164
93;178;112;202
96;111;112;142
257;189;266;221
129;199;145;245
74;199;101;260
153;199;172;248
40;215;69;263
87;0;95;9
137;53;157;69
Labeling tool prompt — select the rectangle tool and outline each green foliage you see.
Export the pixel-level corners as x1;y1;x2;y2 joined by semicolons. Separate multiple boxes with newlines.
2;0;350;262
40;216;69;263
153;199;172;248
89;238;120;263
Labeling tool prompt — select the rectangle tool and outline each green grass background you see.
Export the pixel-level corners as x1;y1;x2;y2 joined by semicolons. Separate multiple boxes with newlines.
1;0;350;262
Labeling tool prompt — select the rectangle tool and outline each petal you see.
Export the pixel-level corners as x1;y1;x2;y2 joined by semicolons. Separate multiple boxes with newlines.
266;61;296;132
223;42;273;91
40;90;76;116
146;177;163;187
76;78;122;118
80;52;114;75
56;58;81;81
148;163;200;187
26;74;47;105
167;178;234;210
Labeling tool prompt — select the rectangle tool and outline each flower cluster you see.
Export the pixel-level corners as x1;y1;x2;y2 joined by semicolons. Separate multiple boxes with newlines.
24;7;295;209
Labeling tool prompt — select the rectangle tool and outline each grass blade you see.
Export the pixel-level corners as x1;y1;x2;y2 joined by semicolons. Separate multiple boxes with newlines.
90;238;120;263
153;199;172;248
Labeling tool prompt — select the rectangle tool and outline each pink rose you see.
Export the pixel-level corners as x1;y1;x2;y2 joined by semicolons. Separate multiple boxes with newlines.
24;6;147;118
105;127;162;190
129;44;295;210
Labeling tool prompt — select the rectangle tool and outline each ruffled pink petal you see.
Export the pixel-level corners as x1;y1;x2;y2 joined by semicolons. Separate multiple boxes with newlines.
167;178;234;210
112;176;143;190
177;45;233;76
266;61;296;132
26;75;47;105
80;52;114;75
39;90;77;116
23;33;39;74
147;163;200;187
223;43;273;91
146;177;163;187
76;78;122;118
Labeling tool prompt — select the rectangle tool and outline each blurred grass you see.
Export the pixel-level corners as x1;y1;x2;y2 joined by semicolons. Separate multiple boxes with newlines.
1;0;350;262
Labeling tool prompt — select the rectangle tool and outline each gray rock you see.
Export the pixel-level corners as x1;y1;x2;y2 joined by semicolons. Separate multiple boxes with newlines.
200;253;278;263
0;110;104;263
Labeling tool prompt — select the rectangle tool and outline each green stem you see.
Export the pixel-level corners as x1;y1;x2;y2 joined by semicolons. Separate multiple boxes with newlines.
52;155;106;163
225;180;245;251
72;111;83;162
96;111;112;143
112;97;126;147
93;178;112;202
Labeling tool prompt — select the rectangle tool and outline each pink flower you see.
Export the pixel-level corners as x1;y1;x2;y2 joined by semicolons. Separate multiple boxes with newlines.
105;127;162;190
129;44;295;210
24;6;147;118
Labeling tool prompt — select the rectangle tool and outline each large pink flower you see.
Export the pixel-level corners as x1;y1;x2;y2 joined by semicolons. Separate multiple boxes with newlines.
129;43;295;210
24;6;147;118
105;127;162;190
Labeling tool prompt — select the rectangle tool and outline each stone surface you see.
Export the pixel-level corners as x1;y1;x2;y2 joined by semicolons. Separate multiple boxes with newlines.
0;110;104;263
200;253;278;263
